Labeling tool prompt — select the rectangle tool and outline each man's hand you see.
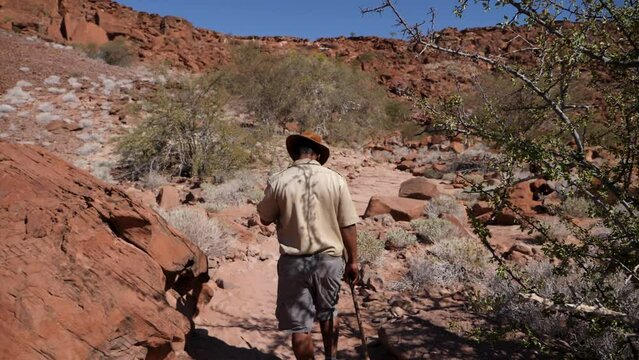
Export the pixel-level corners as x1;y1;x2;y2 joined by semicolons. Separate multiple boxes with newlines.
340;224;359;284
345;261;360;285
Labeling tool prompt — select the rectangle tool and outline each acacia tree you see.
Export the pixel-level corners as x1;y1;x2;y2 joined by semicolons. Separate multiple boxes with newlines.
365;1;638;357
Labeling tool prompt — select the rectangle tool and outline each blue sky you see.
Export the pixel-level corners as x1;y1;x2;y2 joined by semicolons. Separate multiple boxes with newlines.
116;1;515;40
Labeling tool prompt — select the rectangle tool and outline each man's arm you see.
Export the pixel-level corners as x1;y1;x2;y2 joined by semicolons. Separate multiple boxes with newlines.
340;224;359;284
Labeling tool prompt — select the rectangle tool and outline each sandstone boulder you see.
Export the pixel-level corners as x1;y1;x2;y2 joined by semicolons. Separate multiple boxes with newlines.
451;141;465;154
364;196;426;221
398;177;441;200
156;185;181;210
0;143;208;359
509;180;542;215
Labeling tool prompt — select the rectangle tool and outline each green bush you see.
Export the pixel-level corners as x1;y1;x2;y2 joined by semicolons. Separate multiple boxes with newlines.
219;45;408;144
357;231;385;266
116;74;251;180
99;37;136;66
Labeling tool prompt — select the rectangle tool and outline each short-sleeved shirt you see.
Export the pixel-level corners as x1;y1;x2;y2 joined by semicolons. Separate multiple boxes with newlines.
257;159;359;257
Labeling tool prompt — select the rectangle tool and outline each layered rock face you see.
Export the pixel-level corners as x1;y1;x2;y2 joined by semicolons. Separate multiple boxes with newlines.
0;0;539;97
0;142;208;359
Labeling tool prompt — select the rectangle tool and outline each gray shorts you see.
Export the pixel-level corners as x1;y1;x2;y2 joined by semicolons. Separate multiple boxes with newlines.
276;254;345;333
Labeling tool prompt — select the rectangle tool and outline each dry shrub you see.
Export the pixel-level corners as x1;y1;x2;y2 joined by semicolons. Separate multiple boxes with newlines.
99;38;136;66
357;231;385;266
157;207;229;259
393;237;491;292
410;218;459;243
560;196;592;218
201;172;263;212
385;228;417;250
141;170;168;190
539;218;571;242
483;261;639;359
425;195;465;218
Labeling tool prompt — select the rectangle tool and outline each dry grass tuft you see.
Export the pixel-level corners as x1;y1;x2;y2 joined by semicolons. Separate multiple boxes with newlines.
156;207;229;259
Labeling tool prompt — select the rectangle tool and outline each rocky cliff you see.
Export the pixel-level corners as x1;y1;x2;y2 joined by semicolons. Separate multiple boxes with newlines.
0;141;209;358
0;0;539;98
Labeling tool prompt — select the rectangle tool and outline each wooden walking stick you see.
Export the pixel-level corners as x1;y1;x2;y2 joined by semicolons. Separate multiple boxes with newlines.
349;280;370;360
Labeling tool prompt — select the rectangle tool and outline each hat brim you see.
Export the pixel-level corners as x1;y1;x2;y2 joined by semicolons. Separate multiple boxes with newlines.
286;135;330;165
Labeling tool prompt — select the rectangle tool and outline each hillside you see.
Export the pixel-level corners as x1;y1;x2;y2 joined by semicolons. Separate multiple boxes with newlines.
0;0;540;100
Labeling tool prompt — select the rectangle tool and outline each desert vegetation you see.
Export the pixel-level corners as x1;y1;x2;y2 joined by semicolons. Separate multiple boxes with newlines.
78;37;136;66
357;231;385;266
116;73;251;180
156;206;229;259
219;44;410;144
367;0;639;357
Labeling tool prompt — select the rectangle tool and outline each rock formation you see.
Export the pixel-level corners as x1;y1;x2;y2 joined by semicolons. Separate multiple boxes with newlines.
0;142;208;359
0;0;540;97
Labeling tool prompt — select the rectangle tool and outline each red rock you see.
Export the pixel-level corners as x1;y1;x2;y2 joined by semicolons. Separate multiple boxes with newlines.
404;140;420;149
396;160;415;171
45;119;68;132
96;10;133;37
0;143;208;359
432;163;447;172
441;214;474;238
284;121;300;133
419;135;432;147
398;177;441;200
63;15;109;45
530;178;554;200
509;180;542;215
400;153;417;162
470;201;493;217
478;209;519;225
364;196;426;221
411;166;427;176
451;141;465;154
156;185;181;210
430;135;446;145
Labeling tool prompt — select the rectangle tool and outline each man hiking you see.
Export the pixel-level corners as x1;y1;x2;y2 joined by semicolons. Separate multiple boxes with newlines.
257;131;360;360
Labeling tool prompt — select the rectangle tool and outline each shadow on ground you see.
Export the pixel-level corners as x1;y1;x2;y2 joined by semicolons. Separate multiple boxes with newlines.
186;329;281;360
379;315;539;359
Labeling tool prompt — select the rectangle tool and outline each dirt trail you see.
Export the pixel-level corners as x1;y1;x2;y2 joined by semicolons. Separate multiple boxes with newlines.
189;153;405;359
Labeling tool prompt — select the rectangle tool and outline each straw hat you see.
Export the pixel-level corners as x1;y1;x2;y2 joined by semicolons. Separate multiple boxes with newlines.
286;131;330;165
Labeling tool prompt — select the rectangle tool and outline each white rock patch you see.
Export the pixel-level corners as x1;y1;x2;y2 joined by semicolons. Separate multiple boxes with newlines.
62;92;79;103
68;77;83;89
37;102;55;112
0;104;16;113
36;112;60;124
47;87;67;94
3;87;32;105
44;75;61;85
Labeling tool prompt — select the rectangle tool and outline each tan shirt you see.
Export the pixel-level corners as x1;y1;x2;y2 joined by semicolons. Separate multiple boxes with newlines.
257;159;359;257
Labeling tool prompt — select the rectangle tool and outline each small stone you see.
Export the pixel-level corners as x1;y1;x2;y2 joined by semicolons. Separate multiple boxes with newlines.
390;306;406;318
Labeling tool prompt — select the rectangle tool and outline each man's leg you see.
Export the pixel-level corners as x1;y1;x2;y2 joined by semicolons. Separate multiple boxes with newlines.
319;314;339;359
292;332;314;360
